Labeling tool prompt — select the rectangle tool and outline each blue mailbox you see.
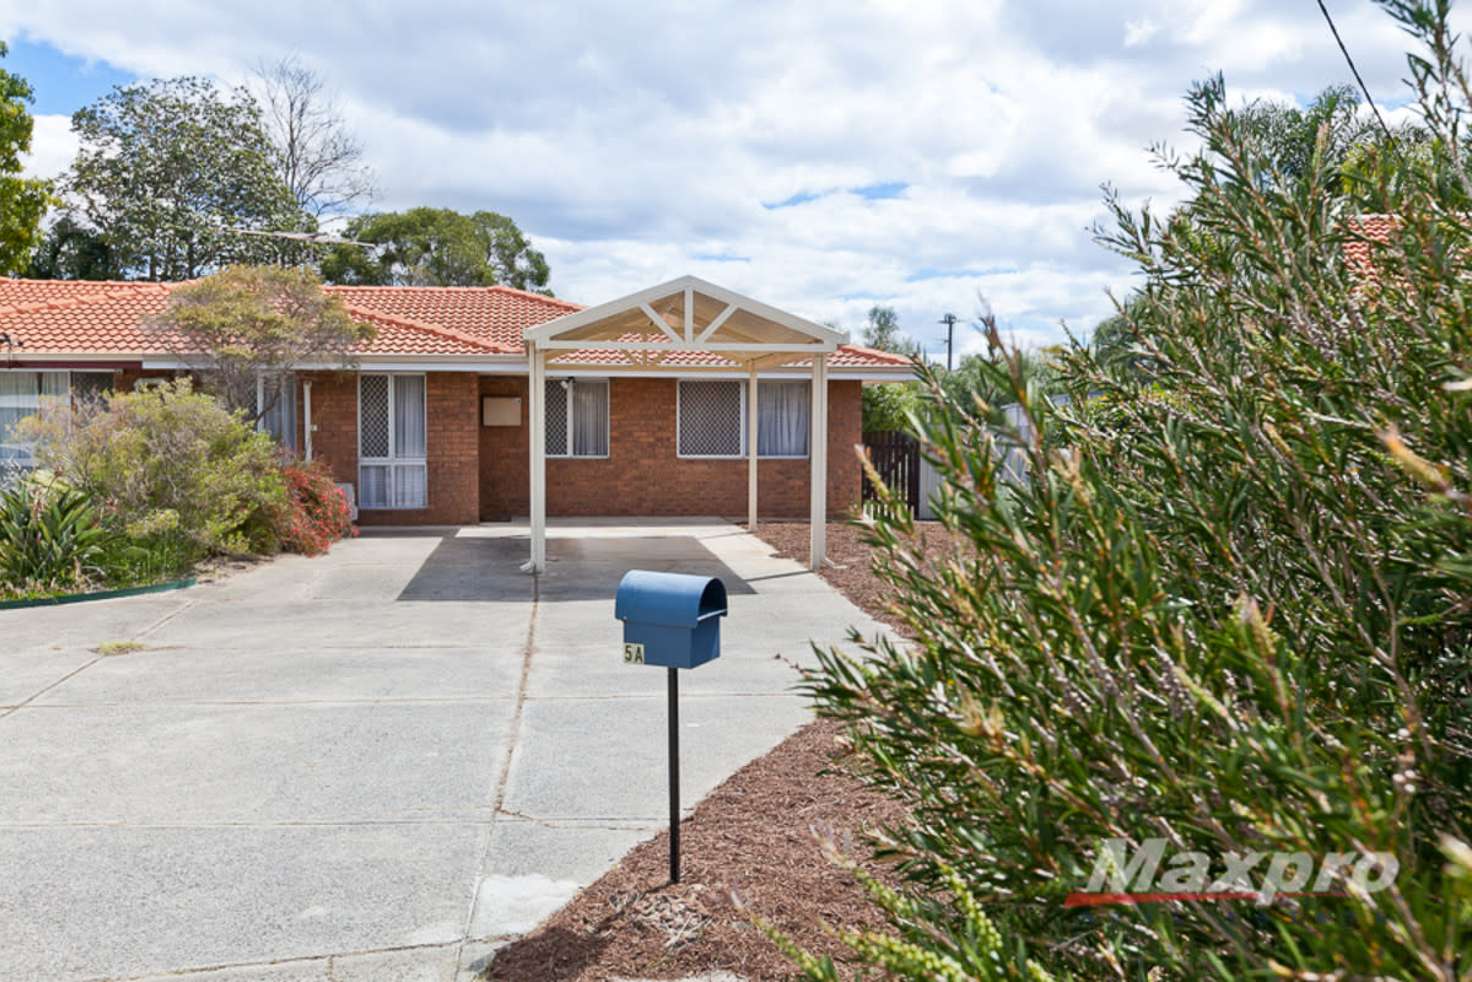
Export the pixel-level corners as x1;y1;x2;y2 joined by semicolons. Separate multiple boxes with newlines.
614;570;727;670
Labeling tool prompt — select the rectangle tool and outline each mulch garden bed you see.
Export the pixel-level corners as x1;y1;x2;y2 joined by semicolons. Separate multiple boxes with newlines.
484;720;907;981
749;519;966;635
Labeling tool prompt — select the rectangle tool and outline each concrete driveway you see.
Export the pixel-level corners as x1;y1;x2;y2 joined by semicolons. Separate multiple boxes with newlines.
0;520;889;982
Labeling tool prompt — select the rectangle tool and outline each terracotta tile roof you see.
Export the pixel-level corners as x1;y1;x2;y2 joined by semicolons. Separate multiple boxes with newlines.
0;284;173;353
325;284;579;351
0;279;506;357
0;277;147;306
0;277;911;369
1344;214;1399;280
830;344;913;368
339;305;509;356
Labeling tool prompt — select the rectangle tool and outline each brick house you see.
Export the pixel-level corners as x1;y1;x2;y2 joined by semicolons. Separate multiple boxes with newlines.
0;275;911;564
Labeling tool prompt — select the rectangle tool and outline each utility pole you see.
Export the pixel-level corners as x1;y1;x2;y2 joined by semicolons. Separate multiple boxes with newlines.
938;313;959;371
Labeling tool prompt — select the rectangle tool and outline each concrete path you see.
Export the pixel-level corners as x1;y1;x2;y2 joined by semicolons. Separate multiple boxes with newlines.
0;520;890;981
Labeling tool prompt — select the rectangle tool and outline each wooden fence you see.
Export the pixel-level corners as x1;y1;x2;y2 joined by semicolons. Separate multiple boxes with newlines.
861;430;920;516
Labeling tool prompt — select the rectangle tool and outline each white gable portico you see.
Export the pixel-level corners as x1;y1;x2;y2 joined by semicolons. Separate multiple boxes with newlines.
521;275;844;573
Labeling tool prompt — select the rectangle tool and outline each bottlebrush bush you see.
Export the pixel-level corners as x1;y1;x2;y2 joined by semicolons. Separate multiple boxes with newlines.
788;1;1472;978
277;459;353;557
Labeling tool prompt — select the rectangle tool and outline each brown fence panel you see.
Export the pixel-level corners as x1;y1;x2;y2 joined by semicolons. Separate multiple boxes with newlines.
861;430;920;516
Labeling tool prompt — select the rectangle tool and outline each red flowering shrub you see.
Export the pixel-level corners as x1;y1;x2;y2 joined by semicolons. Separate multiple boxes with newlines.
277;459;354;556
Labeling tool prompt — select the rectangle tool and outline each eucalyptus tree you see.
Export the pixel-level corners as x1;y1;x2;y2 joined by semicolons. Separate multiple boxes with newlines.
58;77;306;280
0;42;53;275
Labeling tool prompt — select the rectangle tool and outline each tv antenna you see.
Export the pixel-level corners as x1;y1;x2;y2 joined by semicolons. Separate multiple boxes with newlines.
222;228;377;249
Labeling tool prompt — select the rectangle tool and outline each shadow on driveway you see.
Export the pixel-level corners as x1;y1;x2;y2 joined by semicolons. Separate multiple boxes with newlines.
396;535;755;602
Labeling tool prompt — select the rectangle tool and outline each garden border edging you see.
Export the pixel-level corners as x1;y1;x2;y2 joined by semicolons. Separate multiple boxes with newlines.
0;577;197;611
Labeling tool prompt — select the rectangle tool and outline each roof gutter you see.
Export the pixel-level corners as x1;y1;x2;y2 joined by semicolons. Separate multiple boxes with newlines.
141;353;526;372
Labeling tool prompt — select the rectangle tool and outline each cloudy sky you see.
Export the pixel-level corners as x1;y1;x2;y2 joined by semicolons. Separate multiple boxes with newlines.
0;0;1438;357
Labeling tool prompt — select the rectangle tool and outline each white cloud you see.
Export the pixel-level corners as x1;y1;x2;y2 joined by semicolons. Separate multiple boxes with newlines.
1;0;1430;349
20;114;76;180
1124;18;1160;48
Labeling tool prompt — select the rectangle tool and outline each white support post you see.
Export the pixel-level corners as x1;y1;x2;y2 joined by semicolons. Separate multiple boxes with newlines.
303;380;314;461
527;342;547;573
747;362;759;530
809;353;828;570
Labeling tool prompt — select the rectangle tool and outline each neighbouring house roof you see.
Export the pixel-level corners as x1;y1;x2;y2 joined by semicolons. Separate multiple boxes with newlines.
1343;213;1399;281
0;277;912;372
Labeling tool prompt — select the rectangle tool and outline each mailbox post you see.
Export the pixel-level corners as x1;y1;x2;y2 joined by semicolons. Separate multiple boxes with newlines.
614;570;728;884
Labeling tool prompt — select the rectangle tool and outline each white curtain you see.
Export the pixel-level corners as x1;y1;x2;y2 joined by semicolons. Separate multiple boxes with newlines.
0;373;36;462
393;375;426;459
39;372;68;412
359;464;390;509
392;463;427;508
0;372;68;465
259;374;297;451
572;380;608;456
359;374;427;510
758;381;809;457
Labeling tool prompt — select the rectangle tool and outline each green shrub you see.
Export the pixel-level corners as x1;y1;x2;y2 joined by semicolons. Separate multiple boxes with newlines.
795;3;1472;978
19;378;288;561
0;478;113;595
862;381;924;434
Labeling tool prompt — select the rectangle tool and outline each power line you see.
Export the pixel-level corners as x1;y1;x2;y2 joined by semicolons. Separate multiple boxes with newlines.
1316;0;1397;145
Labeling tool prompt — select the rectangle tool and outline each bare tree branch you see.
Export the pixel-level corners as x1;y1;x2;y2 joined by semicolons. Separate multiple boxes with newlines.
252;55;376;218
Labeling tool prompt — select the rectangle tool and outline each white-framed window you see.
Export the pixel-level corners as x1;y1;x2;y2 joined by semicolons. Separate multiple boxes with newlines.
0;370;70;470
358;373;428;510
545;377;610;458
256;373;298;451
757;380;810;458
675;378;813;459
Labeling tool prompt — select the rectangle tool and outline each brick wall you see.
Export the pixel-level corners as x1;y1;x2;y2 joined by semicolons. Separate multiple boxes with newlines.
286;371;860;526
305;371;480;526
477;375;530;520
300;370;357;492
477;375;862;520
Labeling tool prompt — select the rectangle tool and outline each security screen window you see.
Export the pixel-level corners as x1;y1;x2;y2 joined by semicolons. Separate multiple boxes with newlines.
69;371;115;405
545;378;609;457
677;378;811;458
677;380;743;456
358;373;428;509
